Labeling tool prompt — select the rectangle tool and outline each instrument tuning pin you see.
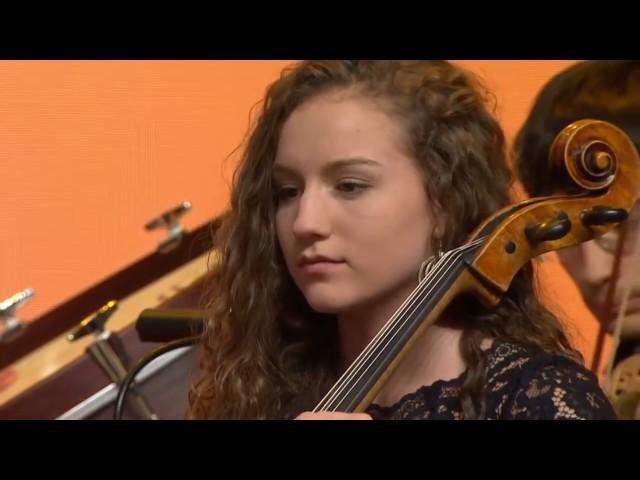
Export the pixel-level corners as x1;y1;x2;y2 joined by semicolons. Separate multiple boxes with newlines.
580;205;628;227
525;211;572;244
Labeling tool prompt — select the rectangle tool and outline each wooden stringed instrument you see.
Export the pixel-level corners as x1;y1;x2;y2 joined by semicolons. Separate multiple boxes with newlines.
311;119;640;414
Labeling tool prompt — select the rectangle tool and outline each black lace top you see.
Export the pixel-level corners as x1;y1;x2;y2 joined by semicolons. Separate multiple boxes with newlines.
367;341;616;420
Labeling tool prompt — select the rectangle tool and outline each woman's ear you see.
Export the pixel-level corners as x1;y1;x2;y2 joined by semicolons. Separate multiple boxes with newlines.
430;213;446;250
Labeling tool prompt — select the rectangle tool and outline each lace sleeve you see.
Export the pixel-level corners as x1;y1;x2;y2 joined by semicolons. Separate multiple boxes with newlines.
500;357;617;420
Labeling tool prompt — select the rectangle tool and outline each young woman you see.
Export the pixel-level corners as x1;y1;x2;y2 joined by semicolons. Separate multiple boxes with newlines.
188;60;615;420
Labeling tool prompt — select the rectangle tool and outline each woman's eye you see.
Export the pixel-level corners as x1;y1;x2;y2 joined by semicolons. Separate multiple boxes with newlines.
336;180;369;195
274;185;299;202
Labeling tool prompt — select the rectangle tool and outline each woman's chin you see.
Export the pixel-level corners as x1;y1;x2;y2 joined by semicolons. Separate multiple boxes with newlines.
303;292;349;315
306;299;341;315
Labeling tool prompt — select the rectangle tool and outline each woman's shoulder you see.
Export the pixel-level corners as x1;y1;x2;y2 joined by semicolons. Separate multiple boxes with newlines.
483;341;617;419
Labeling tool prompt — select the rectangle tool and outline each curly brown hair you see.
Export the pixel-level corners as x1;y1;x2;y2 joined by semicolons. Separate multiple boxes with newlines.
187;60;580;419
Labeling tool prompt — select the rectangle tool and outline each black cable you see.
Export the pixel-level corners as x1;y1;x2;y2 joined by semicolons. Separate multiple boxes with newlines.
113;335;200;420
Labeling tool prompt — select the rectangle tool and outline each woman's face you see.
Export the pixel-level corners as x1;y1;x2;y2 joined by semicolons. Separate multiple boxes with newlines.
274;91;435;318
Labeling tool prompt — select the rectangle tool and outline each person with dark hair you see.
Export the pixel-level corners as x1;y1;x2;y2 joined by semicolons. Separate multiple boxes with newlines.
188;61;615;420
514;60;640;369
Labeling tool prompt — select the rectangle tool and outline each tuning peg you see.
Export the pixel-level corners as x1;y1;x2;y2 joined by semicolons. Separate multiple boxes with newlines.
580;205;628;226
525;211;572;244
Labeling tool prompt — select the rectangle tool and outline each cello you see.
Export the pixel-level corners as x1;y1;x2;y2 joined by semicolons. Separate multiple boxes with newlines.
310;119;640;414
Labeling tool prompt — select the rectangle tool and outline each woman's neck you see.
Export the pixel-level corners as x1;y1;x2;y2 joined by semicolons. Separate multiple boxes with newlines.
336;284;416;371
336;292;468;408
372;322;466;407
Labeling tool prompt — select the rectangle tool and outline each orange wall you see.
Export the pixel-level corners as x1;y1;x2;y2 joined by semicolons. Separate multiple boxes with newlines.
1;60;292;321
454;60;578;142
4;60;595;355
